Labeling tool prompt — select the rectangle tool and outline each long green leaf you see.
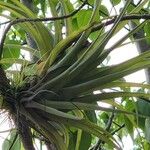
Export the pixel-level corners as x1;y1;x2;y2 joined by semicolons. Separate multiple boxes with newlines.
26;101;82;120
37;100;139;116
41;112;121;149
62;60;150;96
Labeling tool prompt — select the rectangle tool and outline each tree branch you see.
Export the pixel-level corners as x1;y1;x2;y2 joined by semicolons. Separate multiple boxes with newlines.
16;116;35;150
1;13;150;59
0;0;87;26
93;109;115;150
128;1;150;83
111;124;125;135
0;0;87;59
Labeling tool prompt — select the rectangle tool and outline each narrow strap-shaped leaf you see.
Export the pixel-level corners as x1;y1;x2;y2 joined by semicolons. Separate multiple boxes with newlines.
20;107;67;150
48;0;102;67
105;100;138;127
0;1;54;60
82;49;150;82
48;0;62;44
37;57;150;92
0;58;30;65
25;101;82;120
41;112;121;149
74;92;150;103
27;102;121;149
98;81;150;90
96;20;147;66
44;24;90;68
37;100;139;116
68;0;132;79
62;60;150;97
31;111;67;150
68;20;147;79
73;110;84;150
60;0;73;36
4;44;40;58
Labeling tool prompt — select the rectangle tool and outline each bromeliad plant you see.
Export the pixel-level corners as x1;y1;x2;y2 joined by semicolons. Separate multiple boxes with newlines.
1;0;150;149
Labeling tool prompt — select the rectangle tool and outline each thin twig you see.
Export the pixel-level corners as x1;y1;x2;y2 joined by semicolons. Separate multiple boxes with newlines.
136;0;142;6
93;109;115;150
0;128;15;133
111;124;125;135
112;121;123;127
106;111;115;131
0;0;87;26
91;123;125;150
1;13;150;59
0;20;12;26
0;0;87;59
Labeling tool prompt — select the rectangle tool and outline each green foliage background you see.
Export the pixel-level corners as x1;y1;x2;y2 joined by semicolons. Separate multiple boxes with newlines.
1;0;150;150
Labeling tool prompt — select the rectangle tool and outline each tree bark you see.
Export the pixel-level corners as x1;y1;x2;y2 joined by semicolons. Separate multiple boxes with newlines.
17;116;35;150
122;0;150;82
0;65;10;90
128;2;150;83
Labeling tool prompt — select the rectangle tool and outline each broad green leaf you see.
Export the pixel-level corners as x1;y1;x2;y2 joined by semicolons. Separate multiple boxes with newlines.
72;18;79;31
111;0;121;5
136;116;145;130
88;0;95;5
2;130;21;150
0;1;54;60
144;22;150;44
85;110;97;123
40;0;46;16
144;141;150;150
99;5;109;16
0;58;30;65
105;100;138;129
136;97;150;129
77;131;92;150
145;118;150;143
136;98;150;116
2;40;20;69
64;0;74;12
125;99;135;112
124;116;134;138
89;29;102;41
4;44;40;58
100;112;109;124
76;9;93;27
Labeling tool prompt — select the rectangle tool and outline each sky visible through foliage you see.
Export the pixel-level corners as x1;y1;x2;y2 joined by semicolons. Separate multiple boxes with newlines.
0;0;148;149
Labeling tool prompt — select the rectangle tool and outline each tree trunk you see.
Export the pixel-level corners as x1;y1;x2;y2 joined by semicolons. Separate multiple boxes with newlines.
14;115;35;150
129;21;150;83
